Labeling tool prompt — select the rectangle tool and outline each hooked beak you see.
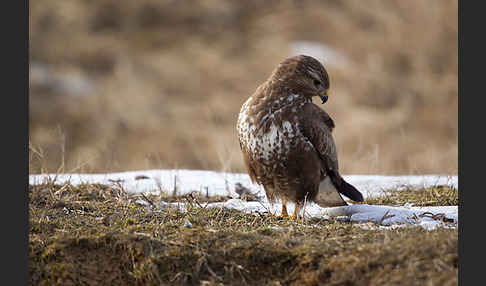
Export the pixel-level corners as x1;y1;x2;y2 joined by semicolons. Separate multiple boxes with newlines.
318;89;329;104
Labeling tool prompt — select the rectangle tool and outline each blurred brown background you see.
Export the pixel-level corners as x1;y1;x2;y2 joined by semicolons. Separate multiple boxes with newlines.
29;0;458;175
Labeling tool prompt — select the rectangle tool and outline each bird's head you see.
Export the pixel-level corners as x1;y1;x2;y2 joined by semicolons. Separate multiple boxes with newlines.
271;55;330;104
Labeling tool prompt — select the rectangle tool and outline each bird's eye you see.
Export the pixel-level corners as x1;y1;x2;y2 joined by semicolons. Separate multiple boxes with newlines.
313;79;321;87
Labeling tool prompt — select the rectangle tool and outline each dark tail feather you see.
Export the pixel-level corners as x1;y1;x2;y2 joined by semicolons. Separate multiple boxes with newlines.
338;180;364;202
329;172;364;202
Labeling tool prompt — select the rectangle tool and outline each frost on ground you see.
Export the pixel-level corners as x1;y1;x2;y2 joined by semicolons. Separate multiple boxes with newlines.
30;170;458;230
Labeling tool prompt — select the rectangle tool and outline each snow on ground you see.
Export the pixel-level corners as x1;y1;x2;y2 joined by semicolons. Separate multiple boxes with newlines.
30;170;458;230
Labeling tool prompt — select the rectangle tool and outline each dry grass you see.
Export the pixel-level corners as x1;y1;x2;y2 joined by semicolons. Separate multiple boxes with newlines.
363;185;458;207
29;0;458;175
29;182;458;285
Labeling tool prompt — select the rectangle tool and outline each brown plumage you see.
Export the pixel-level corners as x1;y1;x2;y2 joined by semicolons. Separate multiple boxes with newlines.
236;55;363;218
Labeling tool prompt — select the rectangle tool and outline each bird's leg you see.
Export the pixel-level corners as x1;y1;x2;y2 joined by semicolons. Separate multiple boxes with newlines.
291;204;301;220
280;200;289;218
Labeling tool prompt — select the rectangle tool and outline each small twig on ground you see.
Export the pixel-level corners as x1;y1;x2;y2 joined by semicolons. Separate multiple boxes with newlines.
141;193;156;208
302;192;309;224
378;210;395;225
418;211;454;223
186;193;204;209
135;175;150;180
256;199;272;216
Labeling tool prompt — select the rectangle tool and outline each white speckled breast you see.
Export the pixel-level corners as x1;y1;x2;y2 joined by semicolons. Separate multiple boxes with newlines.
237;93;313;163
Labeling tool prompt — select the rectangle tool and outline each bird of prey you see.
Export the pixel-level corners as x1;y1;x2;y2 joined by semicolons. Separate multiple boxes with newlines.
236;55;363;219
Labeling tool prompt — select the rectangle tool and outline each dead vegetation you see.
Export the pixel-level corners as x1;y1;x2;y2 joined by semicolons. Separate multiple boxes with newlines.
29;0;458;175
29;182;458;285
363;185;458;207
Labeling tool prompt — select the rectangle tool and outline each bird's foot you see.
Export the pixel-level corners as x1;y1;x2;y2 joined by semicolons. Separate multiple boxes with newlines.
263;212;286;221
290;205;301;221
279;201;289;219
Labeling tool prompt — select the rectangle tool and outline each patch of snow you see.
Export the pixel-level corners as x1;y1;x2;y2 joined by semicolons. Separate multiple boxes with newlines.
29;170;458;230
343;174;457;199
29;170;457;198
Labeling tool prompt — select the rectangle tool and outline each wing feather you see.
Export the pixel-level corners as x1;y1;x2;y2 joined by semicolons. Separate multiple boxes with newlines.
299;103;339;172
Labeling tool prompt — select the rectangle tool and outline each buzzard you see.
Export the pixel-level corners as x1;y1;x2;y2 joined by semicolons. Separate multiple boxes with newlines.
237;55;363;219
